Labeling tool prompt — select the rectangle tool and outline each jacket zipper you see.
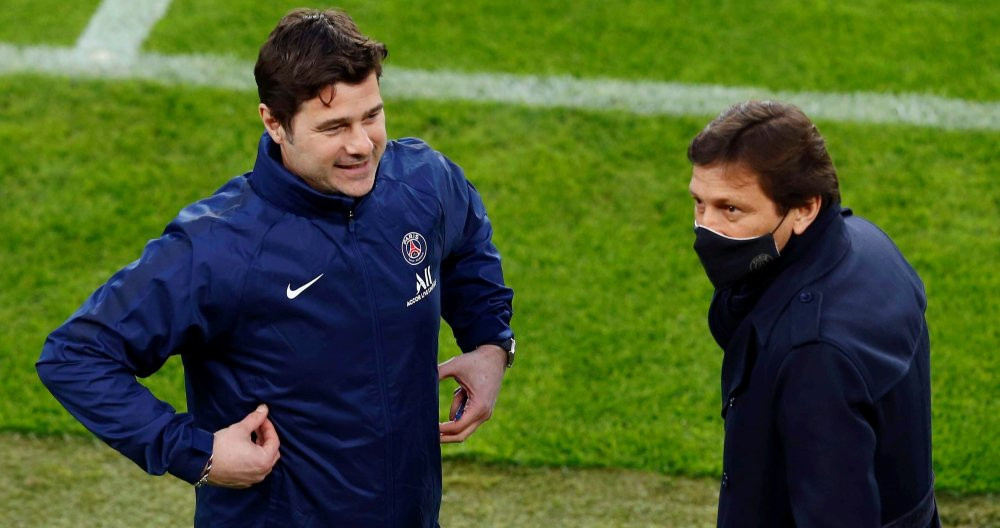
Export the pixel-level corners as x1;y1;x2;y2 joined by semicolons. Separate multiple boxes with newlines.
346;207;395;523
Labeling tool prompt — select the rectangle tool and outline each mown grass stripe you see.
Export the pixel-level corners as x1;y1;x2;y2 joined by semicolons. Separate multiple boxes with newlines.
1;42;996;131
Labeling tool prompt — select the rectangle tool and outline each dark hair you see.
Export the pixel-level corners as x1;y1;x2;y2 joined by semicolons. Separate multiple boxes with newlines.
687;100;840;212
254;8;388;131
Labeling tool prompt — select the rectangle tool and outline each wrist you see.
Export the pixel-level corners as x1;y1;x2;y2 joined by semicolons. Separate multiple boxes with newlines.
478;338;515;369
194;455;213;488
479;344;507;370
169;425;215;484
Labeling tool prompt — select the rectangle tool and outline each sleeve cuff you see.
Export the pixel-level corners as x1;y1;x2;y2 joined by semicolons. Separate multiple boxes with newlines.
168;426;215;484
458;321;514;352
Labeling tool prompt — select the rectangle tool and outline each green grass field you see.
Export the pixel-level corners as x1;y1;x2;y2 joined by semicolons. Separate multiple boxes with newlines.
3;434;998;527
1;0;998;524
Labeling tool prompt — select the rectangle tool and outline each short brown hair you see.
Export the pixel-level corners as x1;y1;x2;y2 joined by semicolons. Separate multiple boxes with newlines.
687;101;840;212
254;8;388;131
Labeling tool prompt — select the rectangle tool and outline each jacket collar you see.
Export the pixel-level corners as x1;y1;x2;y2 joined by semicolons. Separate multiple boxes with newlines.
247;132;364;218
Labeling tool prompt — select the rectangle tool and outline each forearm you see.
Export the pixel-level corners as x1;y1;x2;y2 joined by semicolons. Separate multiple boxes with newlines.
38;332;213;483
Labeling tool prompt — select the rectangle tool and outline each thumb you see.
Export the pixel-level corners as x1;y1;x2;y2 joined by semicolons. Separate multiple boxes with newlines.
238;404;269;432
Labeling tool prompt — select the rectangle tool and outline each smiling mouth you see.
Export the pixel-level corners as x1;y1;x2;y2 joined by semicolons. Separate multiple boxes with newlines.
335;159;369;171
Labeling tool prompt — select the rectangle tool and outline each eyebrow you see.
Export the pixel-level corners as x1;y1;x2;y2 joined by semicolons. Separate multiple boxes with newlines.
313;103;384;130
689;188;751;209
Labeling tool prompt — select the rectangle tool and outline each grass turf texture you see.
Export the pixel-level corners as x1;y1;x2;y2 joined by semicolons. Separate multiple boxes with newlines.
0;0;101;46
144;0;999;101
2;434;998;527
0;74;997;496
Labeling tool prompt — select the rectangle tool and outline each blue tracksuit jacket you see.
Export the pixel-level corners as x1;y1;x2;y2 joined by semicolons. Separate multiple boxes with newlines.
37;133;514;527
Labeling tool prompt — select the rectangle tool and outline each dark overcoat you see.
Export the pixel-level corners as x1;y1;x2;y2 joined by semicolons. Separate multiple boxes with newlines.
709;206;939;527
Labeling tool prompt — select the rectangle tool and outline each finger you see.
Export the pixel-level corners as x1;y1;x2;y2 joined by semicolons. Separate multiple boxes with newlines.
439;419;471;437
446;391;495;426
239;404;269;433
439;400;486;436
256;417;281;457
255;417;276;445
440;419;483;443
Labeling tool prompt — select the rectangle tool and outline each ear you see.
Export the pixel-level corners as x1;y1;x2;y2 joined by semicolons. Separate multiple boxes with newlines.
259;104;288;145
790;196;823;235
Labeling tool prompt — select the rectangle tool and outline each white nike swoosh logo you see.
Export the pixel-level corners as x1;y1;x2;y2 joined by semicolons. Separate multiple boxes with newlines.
286;274;324;299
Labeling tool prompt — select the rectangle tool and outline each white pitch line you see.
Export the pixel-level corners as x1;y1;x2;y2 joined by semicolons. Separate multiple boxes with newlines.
0;43;997;131
385;69;1000;131
74;0;173;65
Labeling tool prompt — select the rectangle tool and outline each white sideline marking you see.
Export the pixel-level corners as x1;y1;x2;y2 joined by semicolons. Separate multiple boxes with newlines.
386;69;1000;131
1;42;997;131
1;0;997;132
74;0;173;65
0;45;253;90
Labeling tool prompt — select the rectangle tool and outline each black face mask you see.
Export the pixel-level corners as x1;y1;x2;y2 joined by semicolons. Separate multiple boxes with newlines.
693;215;788;290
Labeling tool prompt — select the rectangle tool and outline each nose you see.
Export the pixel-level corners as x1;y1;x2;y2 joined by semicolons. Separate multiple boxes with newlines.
696;207;725;233
344;125;374;157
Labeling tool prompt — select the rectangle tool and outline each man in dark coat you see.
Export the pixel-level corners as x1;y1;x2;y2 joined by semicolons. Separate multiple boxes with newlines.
687;100;939;527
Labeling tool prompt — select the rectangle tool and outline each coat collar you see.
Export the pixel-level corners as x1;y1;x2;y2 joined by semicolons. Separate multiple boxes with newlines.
716;205;852;413
748;205;852;345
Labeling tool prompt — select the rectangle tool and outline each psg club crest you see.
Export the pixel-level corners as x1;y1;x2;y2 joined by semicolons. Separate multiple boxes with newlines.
401;232;427;266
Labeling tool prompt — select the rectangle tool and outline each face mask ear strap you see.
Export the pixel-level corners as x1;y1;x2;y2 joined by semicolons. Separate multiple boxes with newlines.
771;210;790;234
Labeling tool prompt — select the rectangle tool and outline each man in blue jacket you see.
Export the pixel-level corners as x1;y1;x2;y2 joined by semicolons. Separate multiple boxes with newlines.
37;8;514;527
687;101;939;527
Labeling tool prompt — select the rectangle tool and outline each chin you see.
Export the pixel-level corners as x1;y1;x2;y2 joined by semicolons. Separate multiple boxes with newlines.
341;178;376;198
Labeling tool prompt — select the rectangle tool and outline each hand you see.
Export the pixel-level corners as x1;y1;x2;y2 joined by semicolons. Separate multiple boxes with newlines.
206;404;281;488
438;345;507;443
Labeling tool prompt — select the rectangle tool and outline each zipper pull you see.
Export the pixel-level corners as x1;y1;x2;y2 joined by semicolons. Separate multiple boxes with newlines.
348;209;355;232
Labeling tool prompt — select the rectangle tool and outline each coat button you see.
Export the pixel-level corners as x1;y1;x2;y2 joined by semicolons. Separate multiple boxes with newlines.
728;396;736;408
799;292;813;303
721;472;730;488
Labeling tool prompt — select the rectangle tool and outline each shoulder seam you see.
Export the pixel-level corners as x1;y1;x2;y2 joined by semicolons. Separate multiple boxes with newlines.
230;217;283;336
776;341;875;403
